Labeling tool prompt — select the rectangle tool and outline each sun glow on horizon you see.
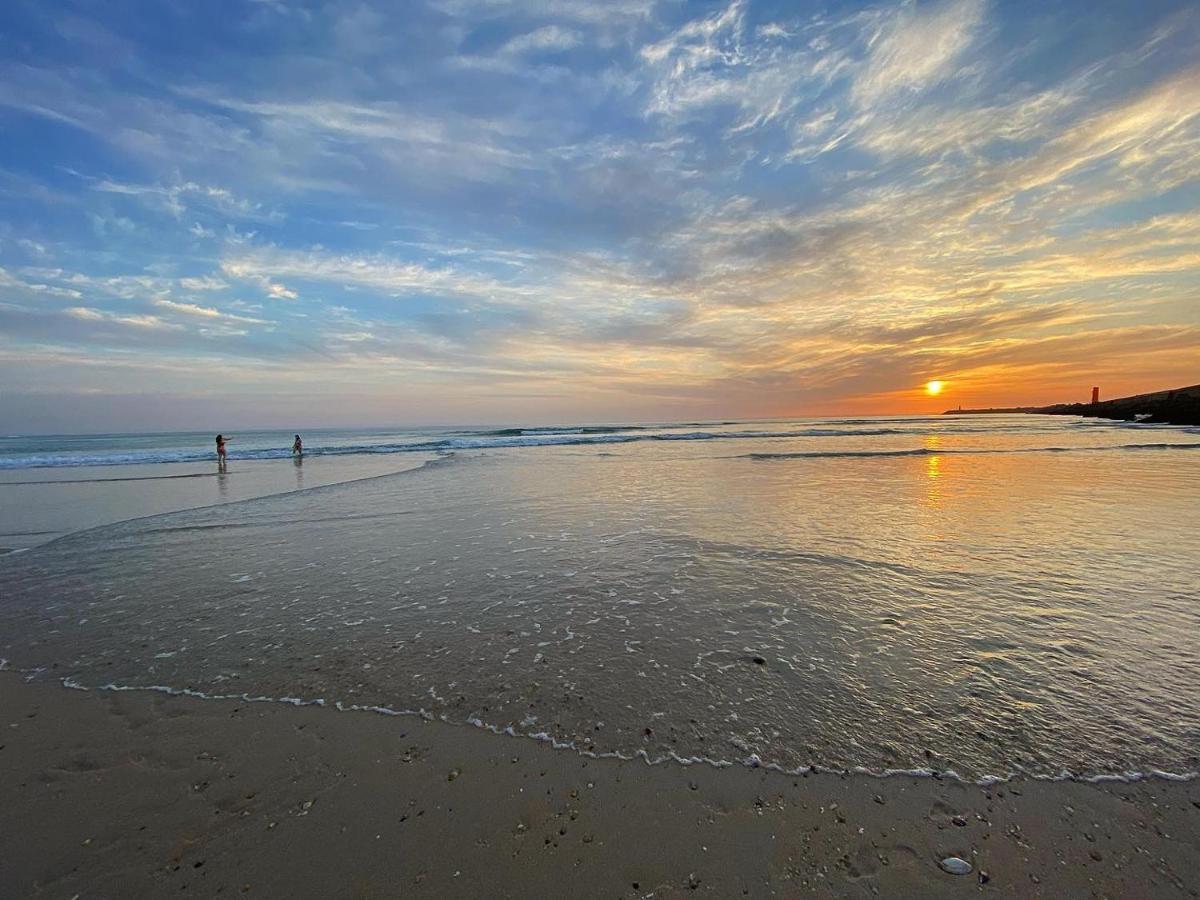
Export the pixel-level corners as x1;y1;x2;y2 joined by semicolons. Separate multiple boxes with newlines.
925;380;946;396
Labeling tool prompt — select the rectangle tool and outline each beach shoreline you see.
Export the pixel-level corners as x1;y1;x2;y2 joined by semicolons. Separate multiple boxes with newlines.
3;417;1198;897
0;452;438;550
3;675;1197;899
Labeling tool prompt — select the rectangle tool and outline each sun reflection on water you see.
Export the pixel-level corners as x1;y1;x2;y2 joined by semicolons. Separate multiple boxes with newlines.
923;435;943;511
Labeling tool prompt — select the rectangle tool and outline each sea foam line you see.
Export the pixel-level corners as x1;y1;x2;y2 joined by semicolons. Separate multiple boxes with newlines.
739;442;1200;460
7;426;1193;470
34;672;1199;789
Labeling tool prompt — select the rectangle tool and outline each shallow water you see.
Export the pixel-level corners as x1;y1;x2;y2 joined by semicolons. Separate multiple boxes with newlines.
4;415;1197;469
1;415;1198;780
0;454;436;548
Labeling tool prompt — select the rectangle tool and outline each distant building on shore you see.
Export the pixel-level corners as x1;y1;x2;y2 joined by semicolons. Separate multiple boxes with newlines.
1091;386;1100;404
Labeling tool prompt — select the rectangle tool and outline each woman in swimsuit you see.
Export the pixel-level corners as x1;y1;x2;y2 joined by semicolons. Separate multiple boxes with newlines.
292;434;303;456
216;434;229;468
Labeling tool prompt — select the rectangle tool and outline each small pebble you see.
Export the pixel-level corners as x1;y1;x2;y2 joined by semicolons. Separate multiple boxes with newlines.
940;856;972;876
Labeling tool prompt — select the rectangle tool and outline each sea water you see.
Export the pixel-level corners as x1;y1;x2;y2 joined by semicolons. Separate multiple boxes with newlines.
1;415;1198;781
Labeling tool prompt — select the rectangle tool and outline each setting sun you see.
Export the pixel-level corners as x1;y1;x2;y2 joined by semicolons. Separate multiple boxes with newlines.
925;380;946;396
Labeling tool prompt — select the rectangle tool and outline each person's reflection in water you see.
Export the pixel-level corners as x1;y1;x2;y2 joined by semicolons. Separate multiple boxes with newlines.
293;452;304;489
216;468;229;500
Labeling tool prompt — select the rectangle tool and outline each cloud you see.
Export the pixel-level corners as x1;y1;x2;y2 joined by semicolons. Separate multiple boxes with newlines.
500;26;582;56
431;0;657;27
978;65;1200;210
90;176;279;222
65;307;183;330
852;0;986;106
15;268;178;302
17;238;50;257
180;275;228;291
0;266;82;299
266;282;298;300
640;1;752;117
64;306;103;321
221;248;518;303
154;298;271;325
180;93;536;184
90;214;136;236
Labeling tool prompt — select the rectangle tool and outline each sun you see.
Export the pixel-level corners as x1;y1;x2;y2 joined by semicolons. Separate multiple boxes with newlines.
925;380;945;396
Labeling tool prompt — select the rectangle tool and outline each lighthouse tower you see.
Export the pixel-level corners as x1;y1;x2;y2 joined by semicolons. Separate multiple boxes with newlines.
1091;386;1100;404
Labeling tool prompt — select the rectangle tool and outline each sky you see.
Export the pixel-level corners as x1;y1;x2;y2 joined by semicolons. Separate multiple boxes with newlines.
0;0;1197;432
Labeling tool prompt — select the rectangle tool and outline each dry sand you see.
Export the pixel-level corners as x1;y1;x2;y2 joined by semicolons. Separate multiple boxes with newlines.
1;675;1197;899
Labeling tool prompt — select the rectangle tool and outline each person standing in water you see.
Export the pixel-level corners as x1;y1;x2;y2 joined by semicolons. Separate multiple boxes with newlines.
215;433;230;469
292;434;303;456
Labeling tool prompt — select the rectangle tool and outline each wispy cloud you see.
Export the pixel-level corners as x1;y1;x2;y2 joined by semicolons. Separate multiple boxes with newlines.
154;298;271;326
501;25;583;56
851;0;985;106
221;248;517;302
65;306;182;331
90;176;279;222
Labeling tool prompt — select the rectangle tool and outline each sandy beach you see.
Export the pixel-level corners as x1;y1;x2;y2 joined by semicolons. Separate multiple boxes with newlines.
3;674;1197;899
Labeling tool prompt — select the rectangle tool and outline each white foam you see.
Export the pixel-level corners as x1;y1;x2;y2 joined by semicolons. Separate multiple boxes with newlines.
12;672;1198;788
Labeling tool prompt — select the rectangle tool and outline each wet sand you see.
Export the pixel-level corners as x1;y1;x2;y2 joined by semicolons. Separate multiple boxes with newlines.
2;676;1197;899
0;453;435;549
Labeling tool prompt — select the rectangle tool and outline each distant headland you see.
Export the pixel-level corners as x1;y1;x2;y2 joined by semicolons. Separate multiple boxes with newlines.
945;383;1200;426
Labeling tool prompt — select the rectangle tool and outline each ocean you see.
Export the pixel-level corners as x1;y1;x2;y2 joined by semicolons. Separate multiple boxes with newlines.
1;414;1198;783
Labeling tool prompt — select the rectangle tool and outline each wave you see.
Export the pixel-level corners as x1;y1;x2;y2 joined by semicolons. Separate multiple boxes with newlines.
0;428;952;469
481;422;746;436
34;671;1197;788
481;425;650;436
740;442;1200;460
4;423;1198;471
